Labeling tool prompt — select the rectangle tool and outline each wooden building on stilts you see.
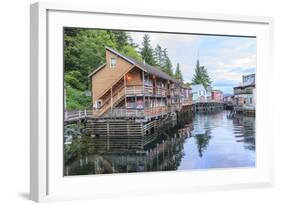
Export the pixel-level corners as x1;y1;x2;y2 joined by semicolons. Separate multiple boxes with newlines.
85;47;193;149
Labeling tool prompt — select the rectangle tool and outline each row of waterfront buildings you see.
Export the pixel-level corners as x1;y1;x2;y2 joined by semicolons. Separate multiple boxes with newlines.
88;47;255;119
64;47;256;148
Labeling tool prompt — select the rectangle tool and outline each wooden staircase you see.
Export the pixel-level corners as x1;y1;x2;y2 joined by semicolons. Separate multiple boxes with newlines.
97;85;125;116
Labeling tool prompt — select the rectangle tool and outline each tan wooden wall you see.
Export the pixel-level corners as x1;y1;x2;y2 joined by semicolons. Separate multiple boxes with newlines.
91;50;133;102
126;67;143;86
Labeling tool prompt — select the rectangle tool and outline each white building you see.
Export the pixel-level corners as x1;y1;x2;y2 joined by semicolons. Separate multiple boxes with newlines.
191;84;212;102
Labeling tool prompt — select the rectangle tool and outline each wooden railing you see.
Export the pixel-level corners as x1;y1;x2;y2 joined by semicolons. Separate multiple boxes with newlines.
155;87;167;96
124;106;168;118
65;84;126;121
98;86;125;116
64;109;98;121
126;85;168;96
65;105;170;121
99;83;124;108
125;85;145;95
144;106;168;116
181;100;193;106
125;85;153;96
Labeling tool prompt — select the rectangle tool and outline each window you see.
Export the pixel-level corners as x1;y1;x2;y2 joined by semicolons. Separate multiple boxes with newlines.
110;57;117;68
96;100;102;109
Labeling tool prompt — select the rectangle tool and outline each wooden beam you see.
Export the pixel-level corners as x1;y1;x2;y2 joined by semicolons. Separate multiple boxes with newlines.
111;87;113;113
124;75;127;116
142;70;145;111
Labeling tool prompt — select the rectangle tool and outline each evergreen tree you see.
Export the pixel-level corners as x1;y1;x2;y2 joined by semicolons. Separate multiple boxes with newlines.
174;63;184;82
140;34;156;66
154;44;164;67
192;59;212;88
64;28;142;109
162;48;173;76
108;31;130;51
121;45;142;61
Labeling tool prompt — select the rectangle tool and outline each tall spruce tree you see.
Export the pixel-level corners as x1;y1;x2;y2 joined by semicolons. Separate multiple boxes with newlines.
140;34;156;66
154;44;164;67
162;48;173;76
174;63;184;82
192;59;212;88
108;31;129;51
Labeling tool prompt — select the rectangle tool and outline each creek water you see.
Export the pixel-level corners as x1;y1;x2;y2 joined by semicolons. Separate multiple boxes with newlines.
64;110;255;175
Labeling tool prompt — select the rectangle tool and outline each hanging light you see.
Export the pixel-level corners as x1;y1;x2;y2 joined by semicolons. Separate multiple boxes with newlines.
126;74;132;80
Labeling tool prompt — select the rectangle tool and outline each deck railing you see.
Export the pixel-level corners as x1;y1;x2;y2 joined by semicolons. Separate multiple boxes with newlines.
192;99;224;103
155;87;167;96
125;85;146;95
64;109;98;121
65;106;171;121
97;85;125;116
181;100;193;106
125;85;168;97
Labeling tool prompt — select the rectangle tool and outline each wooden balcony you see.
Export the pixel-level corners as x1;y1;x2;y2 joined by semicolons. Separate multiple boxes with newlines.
144;106;168;117
125;85;167;97
155;87;167;96
122;106;168;118
125;85;148;95
182;99;193;106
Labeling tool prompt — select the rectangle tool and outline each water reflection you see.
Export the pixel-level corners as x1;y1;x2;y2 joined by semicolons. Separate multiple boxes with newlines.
194;131;211;158
178;111;255;170
232;115;255;151
64;130;189;175
64;111;255;175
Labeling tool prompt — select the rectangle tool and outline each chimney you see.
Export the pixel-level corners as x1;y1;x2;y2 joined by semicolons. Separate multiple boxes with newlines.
143;59;146;66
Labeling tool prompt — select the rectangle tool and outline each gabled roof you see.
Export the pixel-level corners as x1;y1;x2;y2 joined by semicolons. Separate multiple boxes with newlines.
191;84;205;92
212;89;223;93
89;47;180;83
88;63;106;78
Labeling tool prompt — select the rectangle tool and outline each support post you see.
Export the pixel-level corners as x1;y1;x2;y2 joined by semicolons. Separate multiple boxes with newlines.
142;71;145;116
124;75;127;116
135;95;137;117
111;87;113;113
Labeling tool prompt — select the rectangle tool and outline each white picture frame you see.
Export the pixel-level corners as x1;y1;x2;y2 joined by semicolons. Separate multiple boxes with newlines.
30;1;274;202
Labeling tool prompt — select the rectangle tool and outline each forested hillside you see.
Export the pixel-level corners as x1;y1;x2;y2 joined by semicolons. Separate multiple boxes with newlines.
64;28;183;110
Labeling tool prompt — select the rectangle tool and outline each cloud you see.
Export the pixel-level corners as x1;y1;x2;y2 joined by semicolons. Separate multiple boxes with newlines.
129;32;256;94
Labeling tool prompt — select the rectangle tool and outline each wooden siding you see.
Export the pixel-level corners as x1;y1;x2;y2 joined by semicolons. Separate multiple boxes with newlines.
126;67;143;86
91;50;133;102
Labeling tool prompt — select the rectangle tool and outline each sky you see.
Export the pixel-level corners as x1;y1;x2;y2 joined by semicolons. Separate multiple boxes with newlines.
129;31;256;94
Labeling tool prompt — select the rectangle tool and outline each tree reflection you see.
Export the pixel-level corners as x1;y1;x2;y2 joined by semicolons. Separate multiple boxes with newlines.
194;131;211;157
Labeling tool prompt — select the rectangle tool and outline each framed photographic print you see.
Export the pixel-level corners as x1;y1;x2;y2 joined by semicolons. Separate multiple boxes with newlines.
30;2;274;202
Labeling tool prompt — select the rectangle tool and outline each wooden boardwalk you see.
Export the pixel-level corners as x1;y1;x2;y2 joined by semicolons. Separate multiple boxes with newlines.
194;101;225;112
64;101;227;124
65;107;176;124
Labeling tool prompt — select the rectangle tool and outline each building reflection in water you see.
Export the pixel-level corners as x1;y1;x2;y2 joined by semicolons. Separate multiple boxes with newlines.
64;111;256;175
64;114;193;176
232;115;255;151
